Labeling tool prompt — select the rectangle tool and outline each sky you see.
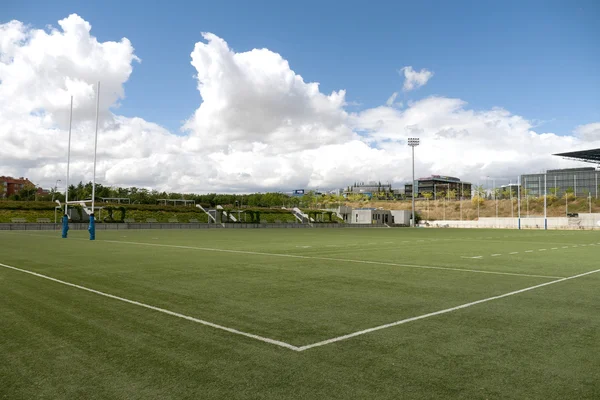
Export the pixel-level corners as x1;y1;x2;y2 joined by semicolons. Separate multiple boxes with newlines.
1;0;599;193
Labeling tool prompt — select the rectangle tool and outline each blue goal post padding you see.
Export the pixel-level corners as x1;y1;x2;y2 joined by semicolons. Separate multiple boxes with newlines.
88;215;95;241
61;215;69;238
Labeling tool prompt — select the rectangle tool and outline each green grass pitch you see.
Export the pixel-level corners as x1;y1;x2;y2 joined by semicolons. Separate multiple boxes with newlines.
1;228;599;399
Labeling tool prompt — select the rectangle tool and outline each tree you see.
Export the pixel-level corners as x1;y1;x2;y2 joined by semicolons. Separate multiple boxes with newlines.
563;188;575;201
18;183;37;201
471;185;485;206
448;189;457;201
493;188;502;200
473;185;485;199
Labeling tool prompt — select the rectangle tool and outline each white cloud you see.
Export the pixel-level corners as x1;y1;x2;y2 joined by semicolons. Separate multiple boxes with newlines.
182;33;354;154
351;97;595;184
401;66;433;92
386;92;398;107
0;14;140;129
0;15;597;193
574;122;600;142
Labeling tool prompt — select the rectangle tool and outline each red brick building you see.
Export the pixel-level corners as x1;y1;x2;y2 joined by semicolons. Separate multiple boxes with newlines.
0;176;37;198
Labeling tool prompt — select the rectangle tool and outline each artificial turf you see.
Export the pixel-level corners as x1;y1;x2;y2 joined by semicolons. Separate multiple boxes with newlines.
0;228;598;399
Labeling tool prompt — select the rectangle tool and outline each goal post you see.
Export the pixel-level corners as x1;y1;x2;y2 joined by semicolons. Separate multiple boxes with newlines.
62;82;101;240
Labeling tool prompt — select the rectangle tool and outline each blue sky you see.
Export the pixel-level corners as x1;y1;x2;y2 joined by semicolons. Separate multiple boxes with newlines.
5;0;599;136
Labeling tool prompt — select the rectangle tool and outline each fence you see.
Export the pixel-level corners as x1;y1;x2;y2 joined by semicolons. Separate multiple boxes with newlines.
0;222;391;231
426;214;600;230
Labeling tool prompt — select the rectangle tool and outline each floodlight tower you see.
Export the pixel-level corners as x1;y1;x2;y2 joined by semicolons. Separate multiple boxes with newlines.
408;137;420;227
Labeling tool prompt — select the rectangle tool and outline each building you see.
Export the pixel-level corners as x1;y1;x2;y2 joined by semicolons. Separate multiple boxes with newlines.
554;148;600;164
521;167;599;198
405;175;472;199
344;182;393;198
338;206;410;225
0;176;36;198
500;183;521;198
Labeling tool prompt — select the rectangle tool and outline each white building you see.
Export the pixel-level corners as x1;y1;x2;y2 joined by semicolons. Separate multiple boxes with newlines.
338;206;411;225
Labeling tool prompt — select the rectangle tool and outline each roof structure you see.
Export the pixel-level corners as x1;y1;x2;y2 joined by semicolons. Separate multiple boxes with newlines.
554;148;600;164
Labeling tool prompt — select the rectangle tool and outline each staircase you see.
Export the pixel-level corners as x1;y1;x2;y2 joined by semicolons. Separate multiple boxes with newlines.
217;205;237;222
196;204;216;223
291;207;313;223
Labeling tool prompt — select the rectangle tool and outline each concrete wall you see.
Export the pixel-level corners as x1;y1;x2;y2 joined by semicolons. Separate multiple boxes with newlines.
425;215;600;230
352;210;374;224
349;209;392;224
390;210;410;225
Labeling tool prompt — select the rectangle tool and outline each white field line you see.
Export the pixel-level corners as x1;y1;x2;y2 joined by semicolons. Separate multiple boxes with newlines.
2;262;598;353
0;262;300;352
462;241;600;259
103;240;564;280
0;232;564;279
296;268;600;351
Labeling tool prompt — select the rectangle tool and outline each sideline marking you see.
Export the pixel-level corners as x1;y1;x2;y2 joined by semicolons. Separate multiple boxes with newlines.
0;262;300;351
0;232;563;279
0;231;569;280
104;240;564;280
296;268;600;351
2;263;597;352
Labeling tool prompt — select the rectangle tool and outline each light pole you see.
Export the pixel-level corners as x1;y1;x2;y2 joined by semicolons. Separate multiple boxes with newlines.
408;137;420;227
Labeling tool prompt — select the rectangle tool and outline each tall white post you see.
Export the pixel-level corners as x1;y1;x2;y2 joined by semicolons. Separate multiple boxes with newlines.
544;174;547;230
460;182;463;221
574;175;577;197
91;82;100;214
65;96;73;216
517;176;521;229
408;138;419;227
477;182;480;219
525;177;529;217
509;180;513;218
412;146;415;227
494;179;497;221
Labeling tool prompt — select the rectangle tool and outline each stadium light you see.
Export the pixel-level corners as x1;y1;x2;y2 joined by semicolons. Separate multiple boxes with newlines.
408;138;420;227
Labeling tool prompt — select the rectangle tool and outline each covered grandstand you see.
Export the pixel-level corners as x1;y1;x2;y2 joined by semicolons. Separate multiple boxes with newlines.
554;148;600;164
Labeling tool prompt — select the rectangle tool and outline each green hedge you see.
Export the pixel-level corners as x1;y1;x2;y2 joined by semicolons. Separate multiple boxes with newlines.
0;202;343;223
0;209;56;223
